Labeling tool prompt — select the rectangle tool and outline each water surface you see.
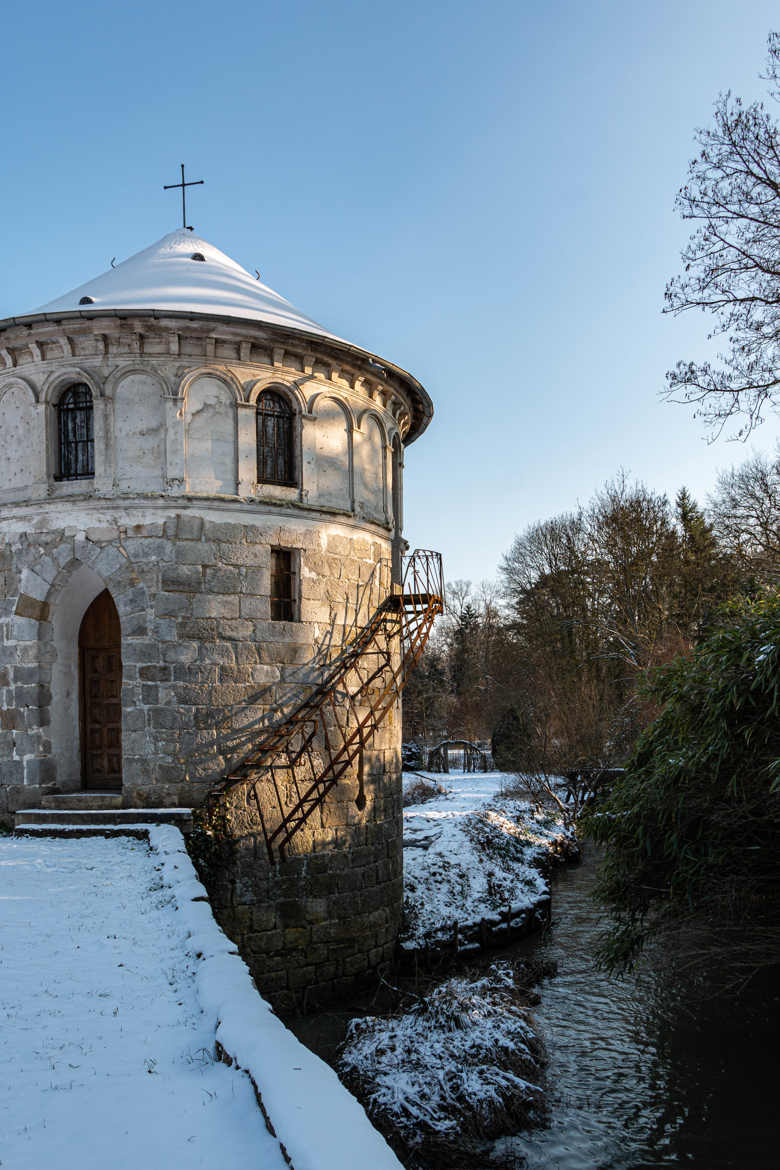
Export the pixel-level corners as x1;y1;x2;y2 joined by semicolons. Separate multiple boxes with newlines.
501;844;778;1169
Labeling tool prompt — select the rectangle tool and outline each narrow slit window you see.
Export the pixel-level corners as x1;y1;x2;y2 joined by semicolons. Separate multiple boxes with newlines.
57;384;94;480
270;548;298;622
257;390;295;486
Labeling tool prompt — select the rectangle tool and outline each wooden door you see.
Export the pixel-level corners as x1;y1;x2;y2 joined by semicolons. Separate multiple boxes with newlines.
79;590;123;791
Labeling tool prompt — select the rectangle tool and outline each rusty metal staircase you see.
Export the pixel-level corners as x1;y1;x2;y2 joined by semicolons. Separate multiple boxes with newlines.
212;550;444;861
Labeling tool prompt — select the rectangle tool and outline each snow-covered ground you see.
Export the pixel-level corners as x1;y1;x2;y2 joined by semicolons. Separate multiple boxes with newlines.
402;770;572;950
0;831;403;1170
0;834;286;1170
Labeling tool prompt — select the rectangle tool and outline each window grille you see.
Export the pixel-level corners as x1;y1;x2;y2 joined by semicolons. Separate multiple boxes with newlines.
57;384;94;480
270;548;298;622
257;390;295;486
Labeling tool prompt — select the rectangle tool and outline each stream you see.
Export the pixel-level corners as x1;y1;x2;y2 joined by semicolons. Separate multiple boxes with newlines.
498;842;778;1169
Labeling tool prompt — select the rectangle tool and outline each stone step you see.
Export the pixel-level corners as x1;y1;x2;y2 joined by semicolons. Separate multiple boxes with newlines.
14;824;157;840
14;808;194;834
39;792;123;811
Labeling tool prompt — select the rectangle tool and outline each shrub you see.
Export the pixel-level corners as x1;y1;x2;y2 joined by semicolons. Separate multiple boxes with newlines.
585;591;780;989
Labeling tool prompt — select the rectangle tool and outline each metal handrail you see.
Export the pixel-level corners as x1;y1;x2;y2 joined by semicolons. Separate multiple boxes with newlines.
211;549;443;860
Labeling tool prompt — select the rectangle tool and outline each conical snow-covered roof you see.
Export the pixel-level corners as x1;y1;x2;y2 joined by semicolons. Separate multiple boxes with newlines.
23;229;342;341
1;228;434;441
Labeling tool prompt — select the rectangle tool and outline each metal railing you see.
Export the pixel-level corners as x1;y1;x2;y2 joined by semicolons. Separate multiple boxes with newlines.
210;549;444;861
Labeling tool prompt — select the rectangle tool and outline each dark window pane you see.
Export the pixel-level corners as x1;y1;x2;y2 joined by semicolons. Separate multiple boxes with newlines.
57;384;94;480
270;548;297;622
257;391;295;486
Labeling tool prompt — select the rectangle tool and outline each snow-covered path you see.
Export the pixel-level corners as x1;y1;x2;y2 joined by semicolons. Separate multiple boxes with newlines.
0;835;287;1170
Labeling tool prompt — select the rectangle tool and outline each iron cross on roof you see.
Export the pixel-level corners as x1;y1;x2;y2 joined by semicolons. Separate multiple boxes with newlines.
163;164;204;230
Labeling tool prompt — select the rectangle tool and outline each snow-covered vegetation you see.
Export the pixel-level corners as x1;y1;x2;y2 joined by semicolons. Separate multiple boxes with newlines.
402;771;574;952
340;963;543;1159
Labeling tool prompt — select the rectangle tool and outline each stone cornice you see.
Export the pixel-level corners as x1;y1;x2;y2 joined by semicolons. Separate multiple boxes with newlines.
0;493;395;540
0;309;432;443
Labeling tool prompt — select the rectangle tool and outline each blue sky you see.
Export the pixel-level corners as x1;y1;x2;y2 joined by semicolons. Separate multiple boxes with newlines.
2;0;778;582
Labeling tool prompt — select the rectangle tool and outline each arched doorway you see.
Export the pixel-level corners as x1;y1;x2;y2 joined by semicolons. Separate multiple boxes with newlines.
79;590;123;791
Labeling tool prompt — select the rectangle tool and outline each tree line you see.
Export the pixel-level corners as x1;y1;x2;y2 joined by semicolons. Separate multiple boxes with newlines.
403;449;779;779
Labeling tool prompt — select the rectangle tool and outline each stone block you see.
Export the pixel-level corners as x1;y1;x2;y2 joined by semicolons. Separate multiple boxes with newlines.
123;708;145;731
23;757;57;786
175;542;216;564
240;568;269;594
139;665;171;682
253;619;308;643
278;900;308;927
24;706;50;730
161;564;202;592
151;618;177;641
204;566;241;593
107;562;143;594
217;619;254;641
14;595;49;622
203;520;244;542
282;926;310;949
14;684;51;709
193;595;239;619
162;642;198;664
85;526;120;543
93;544;129;579
198;643;235;665
287;964;316;990
233;643;260;665
12;665;46;685
20;570;50;602
149;707;181;730
177;515;204;540
178;619;218;641
219;543;266;566
244;929;283;954
326;534;349;556
123;538;172;562
155;592;191;617
239;596;270;620
122;640;161;664
0;760;23;785
121;612;149;637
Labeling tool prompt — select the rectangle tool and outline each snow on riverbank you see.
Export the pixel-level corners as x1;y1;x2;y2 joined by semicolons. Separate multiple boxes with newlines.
334;773;573;1164
0;831;403;1170
402;770;572;950
340;962;543;1159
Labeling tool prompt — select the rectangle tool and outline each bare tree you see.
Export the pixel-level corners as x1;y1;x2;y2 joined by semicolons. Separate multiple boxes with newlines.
708;446;780;579
664;33;780;437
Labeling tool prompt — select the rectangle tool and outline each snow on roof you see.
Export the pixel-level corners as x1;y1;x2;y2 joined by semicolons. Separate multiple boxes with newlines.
25;229;345;342
6;228;435;443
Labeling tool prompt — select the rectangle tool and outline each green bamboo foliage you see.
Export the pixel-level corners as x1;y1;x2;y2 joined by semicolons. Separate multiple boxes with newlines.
586;591;780;982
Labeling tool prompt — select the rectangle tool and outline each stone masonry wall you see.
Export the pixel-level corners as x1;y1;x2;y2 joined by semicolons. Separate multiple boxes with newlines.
0;505;403;1007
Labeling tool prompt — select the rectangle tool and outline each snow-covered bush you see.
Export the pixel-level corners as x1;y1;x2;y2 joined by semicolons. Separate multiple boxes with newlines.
339;963;543;1157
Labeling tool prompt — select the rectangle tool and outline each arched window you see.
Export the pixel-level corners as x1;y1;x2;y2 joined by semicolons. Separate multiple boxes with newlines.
256;390;295;486
57;384;94;480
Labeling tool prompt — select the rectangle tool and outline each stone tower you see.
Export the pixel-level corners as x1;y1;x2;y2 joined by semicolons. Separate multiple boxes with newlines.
0;229;435;1007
